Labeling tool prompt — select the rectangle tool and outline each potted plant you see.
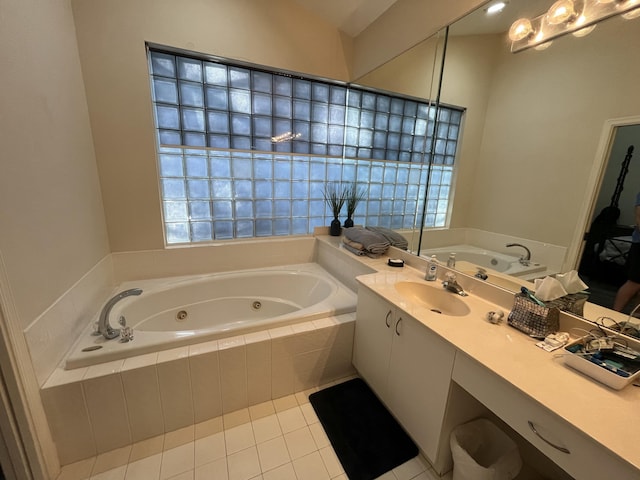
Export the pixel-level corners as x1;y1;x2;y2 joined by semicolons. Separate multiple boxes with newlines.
323;182;347;236
344;182;366;228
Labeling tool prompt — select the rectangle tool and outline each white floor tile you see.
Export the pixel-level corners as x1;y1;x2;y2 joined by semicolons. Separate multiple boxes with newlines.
195;457;228;480
90;465;126;480
375;471;398;480
251;414;282;444
299;402;320;425
309;422;330;449
160;443;195;480
284;426;318;460
292;451;330;480
411;469;441;480
195;431;226;467
392;455;428;480
227;446;261;480
276;407;307;433
166;471;193;480
224;423;256;455
318;446;344;478
256;436;291;472
124;453;162;480
261;462;297;480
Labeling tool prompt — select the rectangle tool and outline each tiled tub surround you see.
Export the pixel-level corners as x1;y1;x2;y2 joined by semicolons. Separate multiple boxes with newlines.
41;313;355;466
64;263;356;369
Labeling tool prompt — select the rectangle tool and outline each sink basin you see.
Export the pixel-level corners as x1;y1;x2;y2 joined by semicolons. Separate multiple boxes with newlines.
394;281;471;317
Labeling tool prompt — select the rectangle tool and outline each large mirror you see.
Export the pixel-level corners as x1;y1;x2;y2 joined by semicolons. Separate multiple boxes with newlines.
357;0;640;335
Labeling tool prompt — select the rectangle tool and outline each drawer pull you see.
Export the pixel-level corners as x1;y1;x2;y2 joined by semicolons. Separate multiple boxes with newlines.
528;421;571;454
385;310;392;328
395;317;402;336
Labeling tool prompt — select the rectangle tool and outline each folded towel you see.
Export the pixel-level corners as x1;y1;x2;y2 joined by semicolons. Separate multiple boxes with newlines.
342;237;365;251
343;227;390;254
342;240;384;258
365;226;409;250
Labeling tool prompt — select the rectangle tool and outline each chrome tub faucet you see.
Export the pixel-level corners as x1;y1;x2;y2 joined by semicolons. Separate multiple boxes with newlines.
98;288;142;340
506;243;531;266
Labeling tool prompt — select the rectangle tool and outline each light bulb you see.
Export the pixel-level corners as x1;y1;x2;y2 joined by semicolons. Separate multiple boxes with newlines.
573;24;596;36
509;18;533;41
486;1;508;15
534;41;553;50
546;0;576;25
622;2;640;19
572;14;596;36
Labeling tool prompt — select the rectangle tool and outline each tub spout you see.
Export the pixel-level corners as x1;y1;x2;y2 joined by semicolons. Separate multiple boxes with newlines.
505;243;531;266
98;288;143;340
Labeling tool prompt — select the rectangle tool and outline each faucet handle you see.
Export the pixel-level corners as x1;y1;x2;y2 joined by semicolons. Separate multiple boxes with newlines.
445;271;457;282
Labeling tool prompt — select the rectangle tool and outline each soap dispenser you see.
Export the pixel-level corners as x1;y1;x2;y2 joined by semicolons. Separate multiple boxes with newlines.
447;253;456;268
425;255;438;281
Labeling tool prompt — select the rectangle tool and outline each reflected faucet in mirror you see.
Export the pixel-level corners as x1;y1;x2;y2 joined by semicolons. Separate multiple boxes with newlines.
506;243;531;266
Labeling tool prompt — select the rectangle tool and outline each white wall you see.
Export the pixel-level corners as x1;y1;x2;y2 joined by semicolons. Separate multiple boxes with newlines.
0;0;110;331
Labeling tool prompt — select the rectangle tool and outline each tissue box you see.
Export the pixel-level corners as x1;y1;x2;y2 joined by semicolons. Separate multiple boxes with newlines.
554;293;589;316
563;339;640;390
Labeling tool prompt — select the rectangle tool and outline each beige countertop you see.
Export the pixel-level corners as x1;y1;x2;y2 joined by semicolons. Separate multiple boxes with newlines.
317;235;640;473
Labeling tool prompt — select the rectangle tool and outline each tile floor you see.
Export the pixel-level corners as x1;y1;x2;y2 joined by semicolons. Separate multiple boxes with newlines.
55;377;445;480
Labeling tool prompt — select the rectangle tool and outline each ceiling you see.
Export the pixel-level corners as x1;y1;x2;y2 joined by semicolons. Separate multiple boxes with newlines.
293;0;554;38
292;0;399;37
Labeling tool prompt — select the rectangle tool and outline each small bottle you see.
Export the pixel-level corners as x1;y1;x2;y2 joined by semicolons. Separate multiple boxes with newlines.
447;253;456;268
425;255;438;281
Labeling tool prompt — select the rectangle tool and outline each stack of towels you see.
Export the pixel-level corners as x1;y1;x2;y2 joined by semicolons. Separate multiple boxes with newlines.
341;226;409;258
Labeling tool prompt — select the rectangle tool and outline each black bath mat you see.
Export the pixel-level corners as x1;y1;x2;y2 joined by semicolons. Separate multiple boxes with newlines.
309;378;418;480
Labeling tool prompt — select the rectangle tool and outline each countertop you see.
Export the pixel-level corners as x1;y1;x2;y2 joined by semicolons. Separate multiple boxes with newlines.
316;235;640;473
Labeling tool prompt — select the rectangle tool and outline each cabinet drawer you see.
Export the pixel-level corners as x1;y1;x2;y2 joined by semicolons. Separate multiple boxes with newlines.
452;353;637;479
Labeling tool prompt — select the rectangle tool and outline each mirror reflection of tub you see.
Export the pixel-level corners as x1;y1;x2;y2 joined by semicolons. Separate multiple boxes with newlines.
420;245;546;278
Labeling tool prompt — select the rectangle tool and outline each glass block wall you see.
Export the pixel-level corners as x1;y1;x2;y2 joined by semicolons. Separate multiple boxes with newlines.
148;47;462;244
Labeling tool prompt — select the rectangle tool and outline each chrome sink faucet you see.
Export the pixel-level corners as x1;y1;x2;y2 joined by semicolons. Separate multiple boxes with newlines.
98;288;142;340
506;243;531;266
443;272;468;296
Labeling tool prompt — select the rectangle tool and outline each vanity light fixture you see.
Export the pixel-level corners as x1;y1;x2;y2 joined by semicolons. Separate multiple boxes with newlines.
509;0;640;52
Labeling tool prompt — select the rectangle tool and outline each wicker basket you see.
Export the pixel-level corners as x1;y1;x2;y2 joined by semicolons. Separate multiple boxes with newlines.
508;294;560;338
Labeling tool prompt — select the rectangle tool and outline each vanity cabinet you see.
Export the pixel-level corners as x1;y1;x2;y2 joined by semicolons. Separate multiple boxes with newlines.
453;352;638;479
353;285;456;469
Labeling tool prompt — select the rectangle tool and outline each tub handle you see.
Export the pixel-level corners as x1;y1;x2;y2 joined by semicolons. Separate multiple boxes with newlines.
385;310;392;328
395;317;402;336
527;421;570;454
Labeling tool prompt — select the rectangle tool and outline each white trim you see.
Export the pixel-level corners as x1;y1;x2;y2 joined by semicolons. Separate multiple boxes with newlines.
565;115;640;272
0;249;59;480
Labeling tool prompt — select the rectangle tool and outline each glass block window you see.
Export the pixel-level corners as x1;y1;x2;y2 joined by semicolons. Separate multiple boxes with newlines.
148;46;462;244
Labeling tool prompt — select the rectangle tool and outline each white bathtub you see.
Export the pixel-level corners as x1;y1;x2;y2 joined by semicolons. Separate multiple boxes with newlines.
421;244;546;277
65;263;356;369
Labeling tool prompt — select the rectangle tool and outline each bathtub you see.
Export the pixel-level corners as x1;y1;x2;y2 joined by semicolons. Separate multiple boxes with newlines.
65;263;356;369
421;244;546;277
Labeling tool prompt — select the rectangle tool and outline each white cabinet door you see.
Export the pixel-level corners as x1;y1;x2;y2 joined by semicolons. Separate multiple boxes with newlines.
353;287;395;401
354;286;456;466
387;312;456;464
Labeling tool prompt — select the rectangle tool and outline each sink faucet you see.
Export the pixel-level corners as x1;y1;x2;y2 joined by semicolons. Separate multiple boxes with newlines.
442;272;468;296
505;243;531;266
98;288;143;340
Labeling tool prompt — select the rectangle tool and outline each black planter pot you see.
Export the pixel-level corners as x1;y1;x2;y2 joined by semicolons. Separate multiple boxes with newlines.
330;217;342;236
344;217;354;228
